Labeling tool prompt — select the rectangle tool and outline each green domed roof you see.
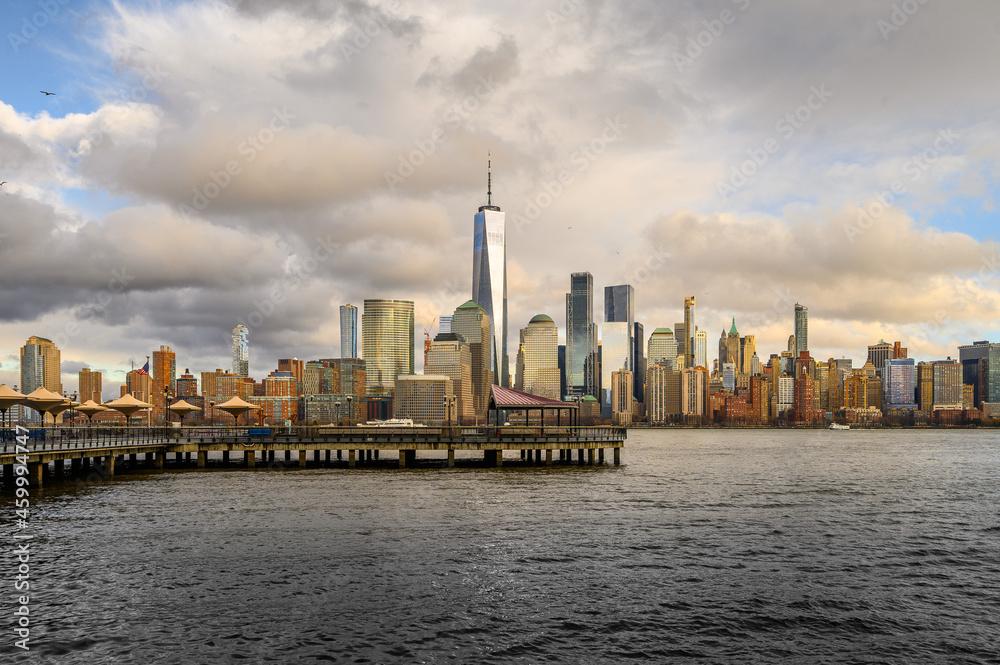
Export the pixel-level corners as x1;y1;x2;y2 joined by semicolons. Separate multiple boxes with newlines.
529;314;554;324
581;395;598;402
456;300;483;311
652;327;674;335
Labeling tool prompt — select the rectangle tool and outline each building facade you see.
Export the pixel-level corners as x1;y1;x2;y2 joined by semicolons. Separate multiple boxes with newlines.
340;304;358;358
362;299;415;396
566;272;597;398
232;325;249;377
514;315;561;400
472;162;508;387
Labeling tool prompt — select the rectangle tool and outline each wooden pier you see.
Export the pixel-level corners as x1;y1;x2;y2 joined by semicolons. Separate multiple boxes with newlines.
0;425;626;489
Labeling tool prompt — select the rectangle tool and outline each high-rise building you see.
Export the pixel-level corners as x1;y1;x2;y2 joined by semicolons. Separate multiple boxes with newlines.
646;365;682;422
20;336;61;395
867;340;893;373
340;304;358;358
566;272;597;398
232;325;249;377
674;322;687;366
932;359;963;410
79;368;102;403
883;358;917;410
514;315;561;400
794;303;808;359
611;369;634;426
681;367;707;417
605;284;637;403
647;328;678;369
277;358;305;390
694;330;707;370
472;160;508;387
722;363;736;392
917;361;934;412
176;369;198;398
152;345;177;423
362;299;415;396
740;334;756;375
958;341;1000;407
451;301;492;419
427;333;474;422
600;322;631;416
633;322;646;403
684;296;696;368
793;353;819;422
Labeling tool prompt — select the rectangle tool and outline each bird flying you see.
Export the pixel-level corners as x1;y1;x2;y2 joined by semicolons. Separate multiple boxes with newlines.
40;91;55;95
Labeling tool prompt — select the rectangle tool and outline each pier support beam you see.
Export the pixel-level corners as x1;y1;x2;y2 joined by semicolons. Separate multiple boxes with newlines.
197;451;207;468
348;450;356;468
587;449;595;466
614;447;621;465
102;455;115;478
71;458;82;475
325;450;331;463
598;449;605;465
28;462;43;488
399;450;407;468
53;460;64;479
285;450;292;463
246;449;255;469
176;452;184;463
155;452;165;469
314;450;320;464
337;450;342;461
130;454;138;465
222;450;230;464
546;449;553;466
578;449;584;464
448;449;455;468
145;452;153;466
299;450;307;468
484;450;503;467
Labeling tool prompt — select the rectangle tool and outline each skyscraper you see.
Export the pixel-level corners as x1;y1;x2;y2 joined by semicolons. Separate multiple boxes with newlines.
566;272;597;398
426;333;474;422
152;345;177;423
361;299;415;396
600;322;631;416
647;328;678;369
694;330;708;370
79;368;102;403
883;358;917;410
472;159;508;387
340;304;358;358
232;325;249;377
452;300;492;419
605;284;636;402
514;314;560;400
958;340;1000;406
20;336;61;396
794;303;808;359
684;296;696;368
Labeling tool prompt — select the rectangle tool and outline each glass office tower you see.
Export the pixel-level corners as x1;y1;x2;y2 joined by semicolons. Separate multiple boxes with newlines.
472;160;508;386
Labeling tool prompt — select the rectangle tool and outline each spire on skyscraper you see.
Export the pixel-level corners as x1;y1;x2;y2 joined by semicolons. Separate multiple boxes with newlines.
480;154;500;212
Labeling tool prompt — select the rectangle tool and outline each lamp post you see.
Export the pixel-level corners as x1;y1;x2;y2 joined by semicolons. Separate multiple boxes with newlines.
209;400;216;428
335;400;341;426
346;396;353;426
444;394;456;429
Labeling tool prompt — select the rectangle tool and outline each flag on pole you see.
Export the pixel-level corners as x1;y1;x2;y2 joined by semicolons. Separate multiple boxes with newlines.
136;360;149;376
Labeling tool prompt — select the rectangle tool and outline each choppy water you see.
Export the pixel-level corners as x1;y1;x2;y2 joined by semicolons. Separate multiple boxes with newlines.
3;429;1000;663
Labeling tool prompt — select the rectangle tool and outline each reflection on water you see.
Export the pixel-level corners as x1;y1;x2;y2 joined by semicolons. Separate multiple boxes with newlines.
4;429;999;663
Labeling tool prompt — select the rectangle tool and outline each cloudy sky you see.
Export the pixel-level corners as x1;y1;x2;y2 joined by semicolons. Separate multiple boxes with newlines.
2;0;999;396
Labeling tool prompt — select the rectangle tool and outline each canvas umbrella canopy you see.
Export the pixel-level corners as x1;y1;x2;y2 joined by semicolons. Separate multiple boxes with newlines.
49;399;80;422
168;399;201;424
0;385;28;431
216;396;260;425
104;393;154;423
22;387;67;426
75;400;110;423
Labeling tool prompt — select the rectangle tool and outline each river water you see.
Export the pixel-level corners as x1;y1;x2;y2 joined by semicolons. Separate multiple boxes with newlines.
3;429;999;663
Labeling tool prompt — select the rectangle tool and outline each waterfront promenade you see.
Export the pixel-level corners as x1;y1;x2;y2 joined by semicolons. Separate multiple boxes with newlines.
0;425;626;488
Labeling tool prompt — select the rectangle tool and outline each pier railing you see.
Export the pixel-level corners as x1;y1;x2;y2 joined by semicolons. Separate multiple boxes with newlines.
1;424;626;453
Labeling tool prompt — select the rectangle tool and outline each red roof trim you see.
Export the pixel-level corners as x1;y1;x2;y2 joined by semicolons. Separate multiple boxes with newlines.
489;385;576;409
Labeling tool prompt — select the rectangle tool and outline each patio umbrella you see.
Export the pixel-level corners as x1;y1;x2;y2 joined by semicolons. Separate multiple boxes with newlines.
0;384;28;432
75;400;111;424
21;387;67;426
216;396;260;426
104;393;154;425
168;399;201;424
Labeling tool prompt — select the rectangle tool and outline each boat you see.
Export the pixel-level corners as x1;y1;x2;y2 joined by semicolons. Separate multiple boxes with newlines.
829;423;850;430
358;418;427;428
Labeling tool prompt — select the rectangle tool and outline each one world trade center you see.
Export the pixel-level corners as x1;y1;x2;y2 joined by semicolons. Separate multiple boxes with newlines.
472;159;509;387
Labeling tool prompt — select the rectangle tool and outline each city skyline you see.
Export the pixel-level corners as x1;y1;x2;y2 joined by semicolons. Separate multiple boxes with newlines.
2;1;1000;391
